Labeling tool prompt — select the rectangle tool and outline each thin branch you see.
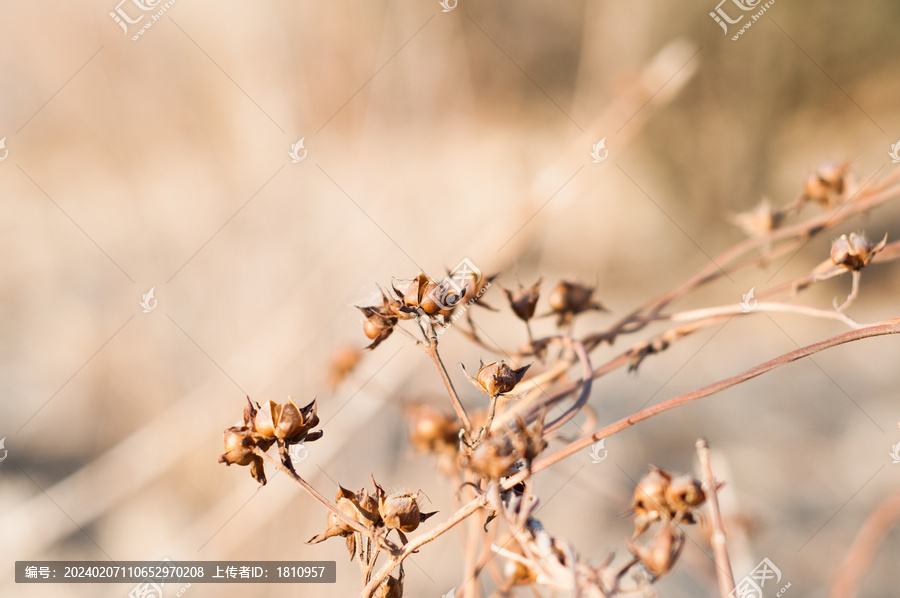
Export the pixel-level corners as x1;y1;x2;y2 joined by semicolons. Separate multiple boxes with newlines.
425;341;474;438
667;301;864;329
830;488;900;598
696;438;735;596
503;318;900;489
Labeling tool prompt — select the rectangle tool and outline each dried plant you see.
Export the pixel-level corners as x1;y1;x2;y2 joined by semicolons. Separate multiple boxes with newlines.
219;164;900;597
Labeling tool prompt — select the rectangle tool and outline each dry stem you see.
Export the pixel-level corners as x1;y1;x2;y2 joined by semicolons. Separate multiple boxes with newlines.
696;438;735;596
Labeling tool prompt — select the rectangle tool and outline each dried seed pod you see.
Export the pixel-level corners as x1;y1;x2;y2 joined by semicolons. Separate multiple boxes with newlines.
252;397;322;445
372;477;437;541
665;474;706;515
307;486;381;558
463;360;531;396
326;345;361;390
547;279;605;326
625;521;685;579
830;232;887;271
503;278;542;322
730;197;784;238
406;405;460;454
803;161;848;208
218;425;274;485
357;290;400;349
453;270;498;311
632;467;672;537
373;571;403;598
461;433;520;480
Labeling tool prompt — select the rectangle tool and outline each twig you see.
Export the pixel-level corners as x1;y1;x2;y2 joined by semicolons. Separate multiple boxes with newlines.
696;438;735;596
502;318;900;489
667;301;864;329
830;488;900;598
425;340;474;438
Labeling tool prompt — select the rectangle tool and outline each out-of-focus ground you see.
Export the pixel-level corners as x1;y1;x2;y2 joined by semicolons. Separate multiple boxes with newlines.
2;0;900;596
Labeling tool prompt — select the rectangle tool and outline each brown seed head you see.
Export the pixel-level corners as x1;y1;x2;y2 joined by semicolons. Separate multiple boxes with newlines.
357;290;399;349
830;233;887;271
464;360;531;396
665;474;706;513
406;405;460;454
730;198;783;238
218;424;274;485
503;278;542;322
372;477;437;534
803;161;848;207
253;397;322;444
548;279;605;326
626;522;684;579
633;467;672;536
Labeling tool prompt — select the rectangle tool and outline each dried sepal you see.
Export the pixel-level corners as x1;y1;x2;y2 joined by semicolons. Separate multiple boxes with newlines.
503;278;542;322
547;279;605;326
830;232;887;271
461;417;546;480
462;360;531;397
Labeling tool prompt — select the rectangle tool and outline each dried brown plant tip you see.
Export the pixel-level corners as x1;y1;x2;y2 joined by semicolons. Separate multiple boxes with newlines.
218;425;274;485
463;360;531;397
503;278;542;322
632;466;706;536
357;290;400;349
803;160;849;208
406;405;460;454
307;486;380;558
461;417;546;480
253;397;323;445
730;197;784;238
372;477;437;543
547;279;605;326
625;521;685;579
830;232;887;271
373;569;403;598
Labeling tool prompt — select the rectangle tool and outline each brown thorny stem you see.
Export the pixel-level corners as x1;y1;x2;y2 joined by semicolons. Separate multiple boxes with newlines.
358;319;900;596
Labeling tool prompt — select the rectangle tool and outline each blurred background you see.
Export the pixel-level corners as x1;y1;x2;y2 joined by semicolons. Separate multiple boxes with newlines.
2;0;900;596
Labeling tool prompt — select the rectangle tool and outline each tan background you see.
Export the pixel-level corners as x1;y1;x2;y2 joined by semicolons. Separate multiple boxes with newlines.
2;0;900;596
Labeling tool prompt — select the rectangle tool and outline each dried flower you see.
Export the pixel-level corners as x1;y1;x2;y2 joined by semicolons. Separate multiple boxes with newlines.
218;425;273;485
326;345;361;390
463;360;531;397
547;279;605;326
503;278;542;322
373;570;404;598
357;290;400;349
372;476;437;543
730;197;784;237
803;161;848;208
453;269;498;311
632;466;706;536
253;397;322;445
307;486;380;557
625;521;684;579
830;232;887;271
461;417;546;480
406;405;460;454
